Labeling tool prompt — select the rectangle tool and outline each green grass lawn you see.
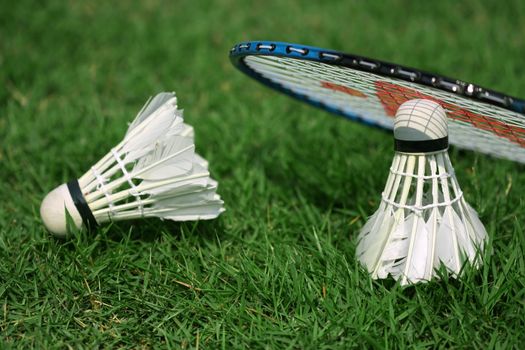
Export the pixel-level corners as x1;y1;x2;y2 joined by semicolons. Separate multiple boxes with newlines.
1;0;525;348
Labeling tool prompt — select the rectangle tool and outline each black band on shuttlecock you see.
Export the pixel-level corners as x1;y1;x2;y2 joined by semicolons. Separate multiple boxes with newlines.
394;136;448;153
67;179;98;231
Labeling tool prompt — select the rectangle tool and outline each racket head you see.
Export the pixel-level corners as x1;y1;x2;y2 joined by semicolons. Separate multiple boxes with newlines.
230;41;525;163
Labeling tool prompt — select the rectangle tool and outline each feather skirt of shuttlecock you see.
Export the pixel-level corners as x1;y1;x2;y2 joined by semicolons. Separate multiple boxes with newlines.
356;151;487;285
76;92;224;225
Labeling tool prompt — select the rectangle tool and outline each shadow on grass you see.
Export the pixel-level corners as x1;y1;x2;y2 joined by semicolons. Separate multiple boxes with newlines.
104;217;226;242
50;217;227;257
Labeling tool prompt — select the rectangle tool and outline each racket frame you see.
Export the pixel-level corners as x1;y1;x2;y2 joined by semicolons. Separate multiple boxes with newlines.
230;41;525;130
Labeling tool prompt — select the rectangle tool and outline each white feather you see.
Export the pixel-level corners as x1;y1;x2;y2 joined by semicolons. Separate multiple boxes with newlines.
140;161;211;196
403;214;430;283
375;211;409;278
161;202;225;221
356;205;396;273
128;92;177;133
463;202;488;245
433;207;457;271
122;102;183;162
134;136;195;180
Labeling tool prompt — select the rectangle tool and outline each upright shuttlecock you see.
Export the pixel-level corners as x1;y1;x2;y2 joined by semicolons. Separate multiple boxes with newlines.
356;99;487;285
40;92;225;237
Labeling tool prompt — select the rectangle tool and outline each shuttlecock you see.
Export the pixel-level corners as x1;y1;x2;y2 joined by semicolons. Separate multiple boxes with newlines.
40;92;225;238
356;99;487;285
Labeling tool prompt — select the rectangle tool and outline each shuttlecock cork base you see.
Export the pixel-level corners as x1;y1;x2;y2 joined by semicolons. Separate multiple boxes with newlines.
40;182;98;237
356;99;487;285
40;92;225;238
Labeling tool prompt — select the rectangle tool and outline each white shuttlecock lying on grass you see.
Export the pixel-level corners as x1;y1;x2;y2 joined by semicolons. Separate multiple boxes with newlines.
357;99;487;285
40;92;225;238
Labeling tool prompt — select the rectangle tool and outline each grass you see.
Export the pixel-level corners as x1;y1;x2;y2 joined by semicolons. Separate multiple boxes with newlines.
1;0;525;348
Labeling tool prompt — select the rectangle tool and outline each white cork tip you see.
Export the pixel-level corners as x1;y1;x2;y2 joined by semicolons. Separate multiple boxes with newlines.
394;99;448;141
40;183;83;238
